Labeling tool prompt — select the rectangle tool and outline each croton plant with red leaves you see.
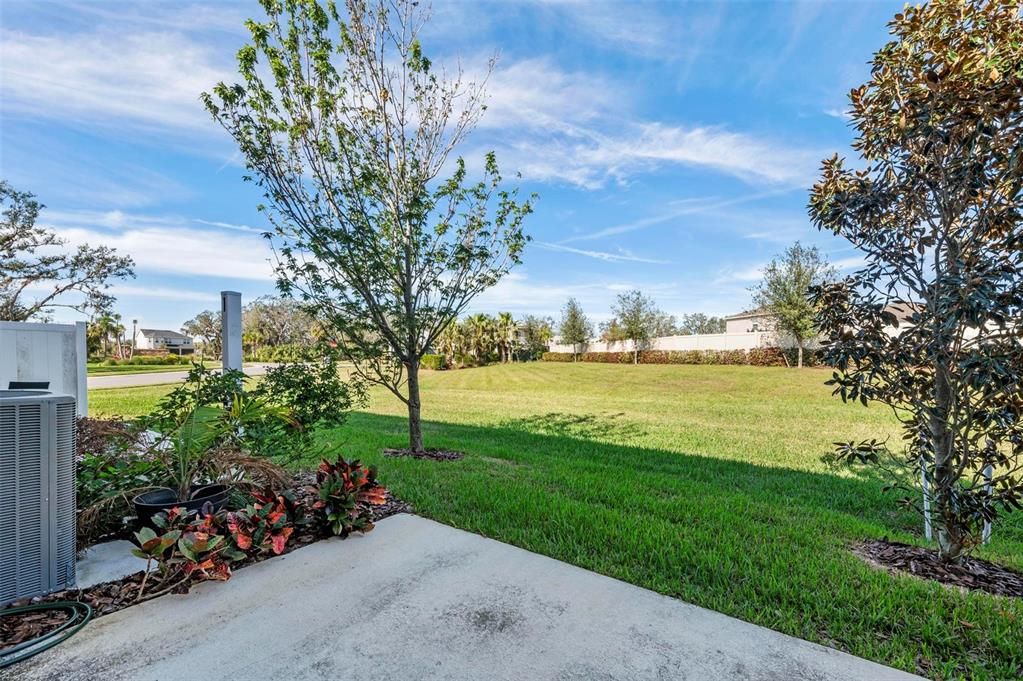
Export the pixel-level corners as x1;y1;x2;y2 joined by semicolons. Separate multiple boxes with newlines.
226;488;299;556
311;457;388;538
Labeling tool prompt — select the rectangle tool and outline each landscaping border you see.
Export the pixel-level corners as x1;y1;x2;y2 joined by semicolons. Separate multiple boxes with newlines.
540;347;825;366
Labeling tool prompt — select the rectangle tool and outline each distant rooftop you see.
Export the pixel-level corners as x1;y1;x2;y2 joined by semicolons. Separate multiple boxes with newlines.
138;328;191;339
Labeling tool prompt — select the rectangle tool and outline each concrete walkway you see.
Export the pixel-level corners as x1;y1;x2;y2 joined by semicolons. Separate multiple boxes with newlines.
87;363;273;389
11;515;920;681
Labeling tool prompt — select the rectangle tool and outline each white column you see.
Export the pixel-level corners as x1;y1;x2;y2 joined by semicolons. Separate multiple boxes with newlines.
221;291;243;372
74;321;88;416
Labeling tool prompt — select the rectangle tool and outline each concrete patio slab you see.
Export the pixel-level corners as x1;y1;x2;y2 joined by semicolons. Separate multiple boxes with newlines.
11;515;921;681
74;540;151;590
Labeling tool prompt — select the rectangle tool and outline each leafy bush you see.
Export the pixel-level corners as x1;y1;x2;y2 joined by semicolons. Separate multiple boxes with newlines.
420;353;447;370
310;457;388;537
542;348;795;367
146;359;363;465
225;488;297;556
77;448;166;549
581;352;632;363
99;355;192;367
132;507;242;599
253;353;365;436
245;343;313;363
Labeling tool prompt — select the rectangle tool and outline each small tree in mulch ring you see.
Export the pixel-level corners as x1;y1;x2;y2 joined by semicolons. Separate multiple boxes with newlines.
854;539;1023;600
383;448;464;462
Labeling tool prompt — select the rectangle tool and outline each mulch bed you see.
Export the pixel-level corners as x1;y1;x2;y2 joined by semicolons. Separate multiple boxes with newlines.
1;482;411;653
853;539;1023;598
383;447;464;461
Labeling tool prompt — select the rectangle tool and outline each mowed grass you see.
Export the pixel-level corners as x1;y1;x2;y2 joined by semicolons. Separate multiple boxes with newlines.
89;363;1023;679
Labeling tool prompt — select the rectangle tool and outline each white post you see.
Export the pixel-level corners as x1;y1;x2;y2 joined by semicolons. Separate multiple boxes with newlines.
982;464;993;544
921;456;932;542
74;321;88;416
221;291;243;372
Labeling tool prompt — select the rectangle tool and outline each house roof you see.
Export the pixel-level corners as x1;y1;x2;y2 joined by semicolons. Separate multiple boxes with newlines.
723;306;771;321
139;328;192;340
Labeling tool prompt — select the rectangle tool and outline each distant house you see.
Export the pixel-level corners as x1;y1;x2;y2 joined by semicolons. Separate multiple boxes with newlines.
134;328;195;354
723;307;776;334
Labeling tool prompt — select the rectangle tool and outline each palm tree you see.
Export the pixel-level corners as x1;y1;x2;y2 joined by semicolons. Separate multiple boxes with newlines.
92;313;125;358
437;321;462;364
496;312;516;362
465;314;495;364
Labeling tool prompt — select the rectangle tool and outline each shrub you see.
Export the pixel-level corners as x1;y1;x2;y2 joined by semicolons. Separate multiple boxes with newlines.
225;488;297;556
581;352;631;363
132;507;243;598
541;352;574;362
420;353;447;370
310;457;388;537
76;418;166;549
245;343;312;363
541;347;803;367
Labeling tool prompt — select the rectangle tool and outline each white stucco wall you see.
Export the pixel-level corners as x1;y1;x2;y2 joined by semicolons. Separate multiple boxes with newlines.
548;331;789;354
0;321;88;415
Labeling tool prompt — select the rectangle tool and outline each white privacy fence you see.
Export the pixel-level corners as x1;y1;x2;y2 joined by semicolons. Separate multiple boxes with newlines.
548;331;809;354
0;321;88;415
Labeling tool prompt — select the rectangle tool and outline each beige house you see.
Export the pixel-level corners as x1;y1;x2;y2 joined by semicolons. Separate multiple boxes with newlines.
134;328;195;354
723;307;776;334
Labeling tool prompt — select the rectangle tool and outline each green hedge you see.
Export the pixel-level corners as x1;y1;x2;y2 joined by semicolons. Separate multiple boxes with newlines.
541;352;575;362
98;354;192;367
420;353;448;370
541;348;797;367
246;344;313;363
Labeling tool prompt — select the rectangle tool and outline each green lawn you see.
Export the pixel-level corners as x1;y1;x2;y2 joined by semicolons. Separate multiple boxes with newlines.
88;363;1022;680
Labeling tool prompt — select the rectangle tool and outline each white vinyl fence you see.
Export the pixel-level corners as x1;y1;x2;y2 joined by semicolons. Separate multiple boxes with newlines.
0;321;88;415
548;331;809;355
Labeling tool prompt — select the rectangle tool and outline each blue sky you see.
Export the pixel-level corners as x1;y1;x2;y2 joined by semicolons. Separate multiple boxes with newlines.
0;0;902;331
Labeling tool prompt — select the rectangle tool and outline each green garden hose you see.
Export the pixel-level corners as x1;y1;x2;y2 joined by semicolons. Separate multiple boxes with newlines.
0;601;92;669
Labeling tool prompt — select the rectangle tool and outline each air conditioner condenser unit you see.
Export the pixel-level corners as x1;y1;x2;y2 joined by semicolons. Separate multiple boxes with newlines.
0;390;77;605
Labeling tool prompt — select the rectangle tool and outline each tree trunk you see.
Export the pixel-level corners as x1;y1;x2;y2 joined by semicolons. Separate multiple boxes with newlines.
634;347;638;365
797;342;803;369
406;360;425;454
930;362;964;562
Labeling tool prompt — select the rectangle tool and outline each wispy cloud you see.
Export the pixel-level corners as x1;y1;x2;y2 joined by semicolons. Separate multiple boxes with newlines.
108;285;220;304
41;211;274;282
0;28;230;134
537;242;670;264
478;118;822;190
561;188;797;243
824;108;853;120
192;218;266;234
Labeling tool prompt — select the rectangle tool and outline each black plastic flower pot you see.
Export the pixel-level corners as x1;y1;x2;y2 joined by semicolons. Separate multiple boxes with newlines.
133;484;230;528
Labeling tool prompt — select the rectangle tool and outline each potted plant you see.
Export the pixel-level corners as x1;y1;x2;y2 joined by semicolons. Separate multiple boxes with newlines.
133;395;293;526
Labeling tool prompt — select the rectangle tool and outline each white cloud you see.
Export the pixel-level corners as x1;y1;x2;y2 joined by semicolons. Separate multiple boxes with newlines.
537;242;670;264
824;108;853;120
480;58;618;130
41;211;274;282
0;28;231;133
561;188;796;243
479;118;821;190
714;264;766;285
107;285;220;304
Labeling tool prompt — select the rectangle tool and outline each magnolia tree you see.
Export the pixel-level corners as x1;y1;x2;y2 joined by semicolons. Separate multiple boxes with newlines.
204;0;533;453
809;0;1023;562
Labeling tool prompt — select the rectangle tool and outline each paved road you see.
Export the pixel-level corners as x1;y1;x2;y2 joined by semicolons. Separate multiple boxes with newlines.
12;515;920;681
87;363;274;390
